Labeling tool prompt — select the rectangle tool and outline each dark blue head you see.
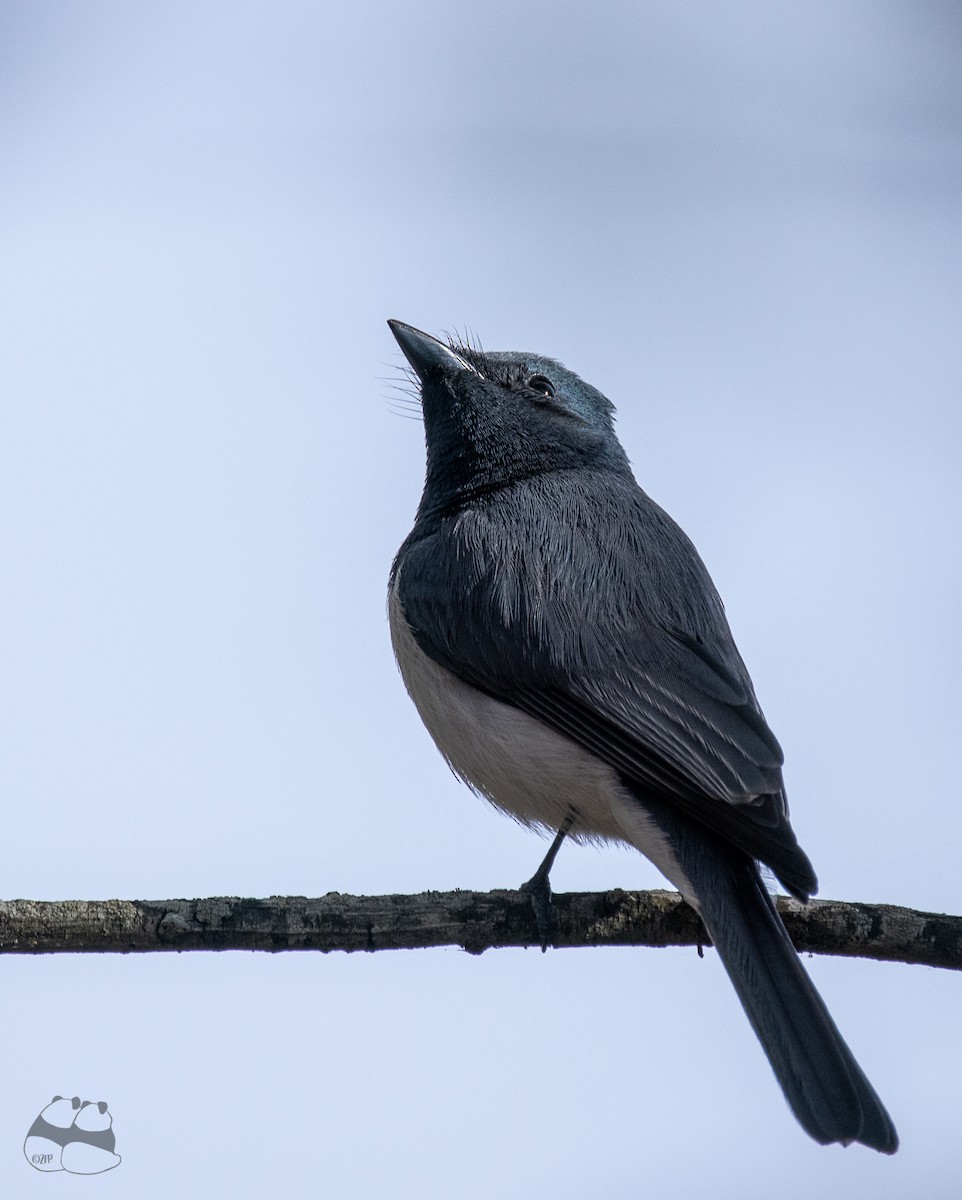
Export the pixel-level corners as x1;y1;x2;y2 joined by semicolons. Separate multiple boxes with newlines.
388;320;631;516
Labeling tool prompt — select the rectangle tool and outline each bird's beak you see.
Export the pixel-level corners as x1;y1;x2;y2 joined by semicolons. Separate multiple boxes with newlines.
387;320;479;383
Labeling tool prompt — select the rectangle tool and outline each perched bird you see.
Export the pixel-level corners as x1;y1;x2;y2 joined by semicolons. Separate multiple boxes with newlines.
386;318;898;1153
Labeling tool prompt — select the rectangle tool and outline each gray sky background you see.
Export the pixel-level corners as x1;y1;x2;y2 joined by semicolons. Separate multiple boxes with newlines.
2;2;960;1196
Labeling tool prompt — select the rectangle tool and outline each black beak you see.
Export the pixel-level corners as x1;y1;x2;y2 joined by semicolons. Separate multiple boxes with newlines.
387;320;478;384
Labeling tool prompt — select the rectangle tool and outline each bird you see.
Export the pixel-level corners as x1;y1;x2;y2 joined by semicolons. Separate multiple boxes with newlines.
386;318;898;1154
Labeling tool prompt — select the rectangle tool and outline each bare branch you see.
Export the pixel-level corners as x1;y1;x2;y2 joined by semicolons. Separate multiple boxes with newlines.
0;890;957;968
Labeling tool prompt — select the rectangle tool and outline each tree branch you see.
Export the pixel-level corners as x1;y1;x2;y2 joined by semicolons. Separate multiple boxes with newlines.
0;889;957;969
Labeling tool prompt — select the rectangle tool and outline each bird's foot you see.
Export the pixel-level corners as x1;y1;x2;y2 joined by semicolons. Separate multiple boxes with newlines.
519;814;575;953
520;867;555;953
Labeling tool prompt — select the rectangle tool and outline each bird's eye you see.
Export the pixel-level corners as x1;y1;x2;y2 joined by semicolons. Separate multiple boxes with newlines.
526;374;555;400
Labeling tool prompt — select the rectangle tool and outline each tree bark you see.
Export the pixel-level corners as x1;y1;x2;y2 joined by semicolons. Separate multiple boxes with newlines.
0;889;957;969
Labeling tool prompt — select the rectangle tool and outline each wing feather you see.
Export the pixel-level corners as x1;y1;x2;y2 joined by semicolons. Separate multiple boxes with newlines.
393;471;816;897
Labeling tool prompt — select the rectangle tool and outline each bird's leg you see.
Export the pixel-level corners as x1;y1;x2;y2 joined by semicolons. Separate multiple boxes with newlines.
521;811;575;952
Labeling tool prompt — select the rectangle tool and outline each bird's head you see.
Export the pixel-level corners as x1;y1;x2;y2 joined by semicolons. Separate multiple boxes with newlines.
388;320;630;514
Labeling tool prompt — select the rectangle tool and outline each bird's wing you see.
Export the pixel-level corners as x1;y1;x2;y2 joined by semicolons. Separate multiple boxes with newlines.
394;478;815;896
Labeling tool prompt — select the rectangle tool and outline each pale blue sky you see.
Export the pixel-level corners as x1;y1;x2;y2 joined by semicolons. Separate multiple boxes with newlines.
2;3;960;1196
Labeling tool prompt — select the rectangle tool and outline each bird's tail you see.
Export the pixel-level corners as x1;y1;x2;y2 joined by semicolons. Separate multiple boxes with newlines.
682;838;898;1152
613;789;897;1151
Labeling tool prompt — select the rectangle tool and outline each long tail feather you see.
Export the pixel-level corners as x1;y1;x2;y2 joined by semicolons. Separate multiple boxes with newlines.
618;794;898;1152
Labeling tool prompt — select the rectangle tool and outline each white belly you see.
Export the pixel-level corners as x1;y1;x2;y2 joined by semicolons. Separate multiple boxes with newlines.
388;579;694;899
